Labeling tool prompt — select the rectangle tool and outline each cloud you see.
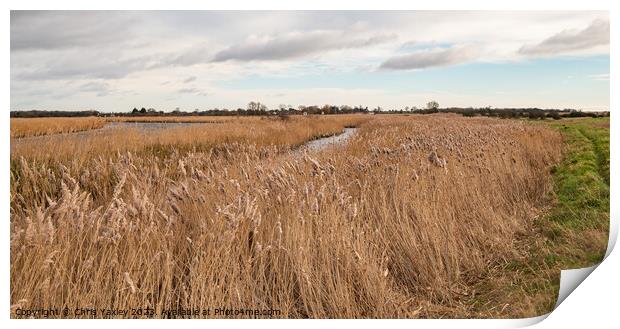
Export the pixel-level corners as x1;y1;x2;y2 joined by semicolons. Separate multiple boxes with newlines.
589;73;610;81
79;81;112;96
14;52;162;80
9;11;610;111
379;45;479;70
11;11;138;51
79;81;109;91
212;30;396;62
178;87;208;96
183;76;197;83
519;19;609;55
160;45;212;67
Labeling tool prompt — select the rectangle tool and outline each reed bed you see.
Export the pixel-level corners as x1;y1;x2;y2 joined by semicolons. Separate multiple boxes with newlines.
10;115;368;162
106;116;242;124
11;117;106;138
10;114;562;318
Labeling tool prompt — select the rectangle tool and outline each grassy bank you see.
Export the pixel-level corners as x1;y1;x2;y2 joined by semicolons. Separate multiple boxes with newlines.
467;117;610;318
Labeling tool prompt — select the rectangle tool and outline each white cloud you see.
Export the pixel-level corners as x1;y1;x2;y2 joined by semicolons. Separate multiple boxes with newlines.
589;73;610;81
177;87;208;96
212;30;396;62
10;11;138;51
183;76;197;83
519;19;609;56
79;81;112;97
379;45;480;70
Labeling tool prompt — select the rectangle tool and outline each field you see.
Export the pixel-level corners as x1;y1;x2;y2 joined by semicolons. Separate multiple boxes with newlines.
10;116;366;161
107;116;240;124
10;117;106;138
9;114;609;318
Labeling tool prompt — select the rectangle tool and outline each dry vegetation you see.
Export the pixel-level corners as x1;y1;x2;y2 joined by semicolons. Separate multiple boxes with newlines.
10;116;365;162
107;116;239;124
11;117;106;138
10;114;564;318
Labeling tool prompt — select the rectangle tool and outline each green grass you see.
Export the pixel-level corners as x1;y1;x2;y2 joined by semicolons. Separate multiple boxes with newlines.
545;118;610;238
466;117;610;318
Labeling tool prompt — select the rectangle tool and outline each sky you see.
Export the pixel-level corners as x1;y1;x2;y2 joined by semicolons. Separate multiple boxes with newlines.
10;11;610;112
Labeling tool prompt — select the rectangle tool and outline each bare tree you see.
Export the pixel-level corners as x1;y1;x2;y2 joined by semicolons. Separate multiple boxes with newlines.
426;101;439;111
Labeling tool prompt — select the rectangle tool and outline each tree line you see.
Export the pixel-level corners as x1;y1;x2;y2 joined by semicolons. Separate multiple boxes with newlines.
11;101;610;120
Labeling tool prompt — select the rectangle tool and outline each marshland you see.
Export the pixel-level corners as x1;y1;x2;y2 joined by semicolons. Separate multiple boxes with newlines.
9;113;610;318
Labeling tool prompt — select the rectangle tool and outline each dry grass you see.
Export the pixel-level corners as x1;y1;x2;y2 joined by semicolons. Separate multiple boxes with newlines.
10;114;562;318
107;116;240;124
10;115;368;162
11;117;106;138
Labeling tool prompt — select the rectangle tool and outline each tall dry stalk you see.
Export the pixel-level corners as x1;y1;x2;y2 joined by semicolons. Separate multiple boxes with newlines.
11;117;106;138
10;114;562;318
